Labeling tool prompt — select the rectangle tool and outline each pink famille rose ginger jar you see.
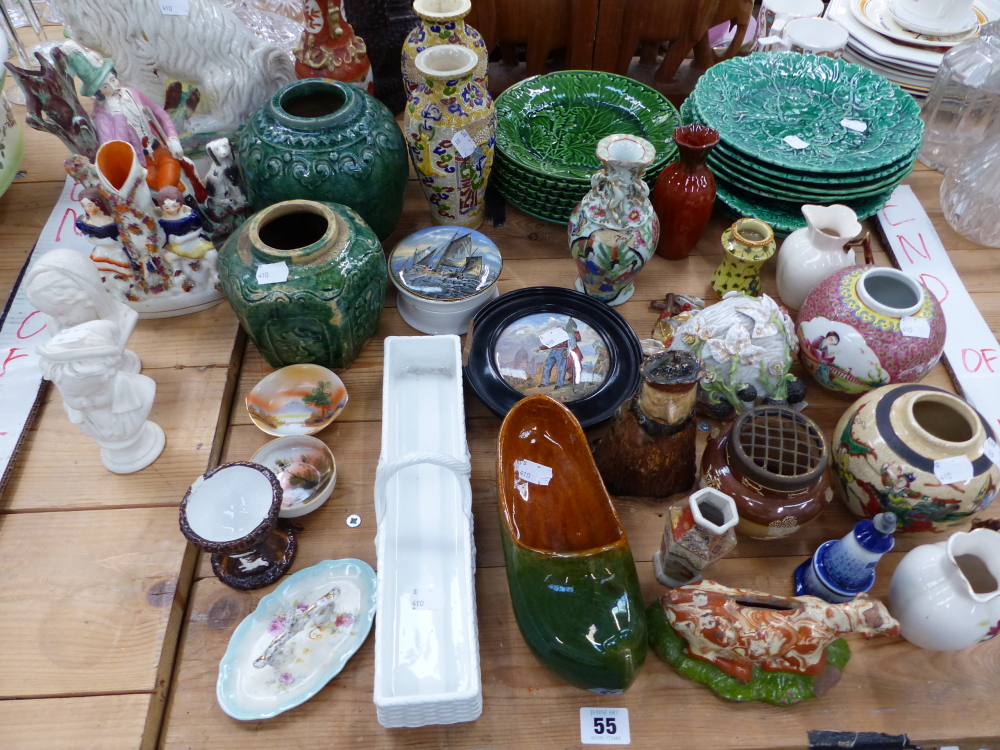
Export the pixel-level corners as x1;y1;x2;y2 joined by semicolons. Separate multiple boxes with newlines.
796;265;945;396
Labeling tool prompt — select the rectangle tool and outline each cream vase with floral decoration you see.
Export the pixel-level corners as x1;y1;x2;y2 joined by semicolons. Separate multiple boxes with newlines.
402;0;489;96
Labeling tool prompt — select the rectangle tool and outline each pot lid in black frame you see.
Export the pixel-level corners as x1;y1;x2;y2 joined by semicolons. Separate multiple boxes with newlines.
465;286;643;426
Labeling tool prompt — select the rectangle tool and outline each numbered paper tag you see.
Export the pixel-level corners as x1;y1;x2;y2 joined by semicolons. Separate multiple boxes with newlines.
49;325;91;346
934;455;974;485
581;707;630;745
409;585;444;611
514;459;553;486
840;118;868;133
900;316;930;339
783;135;810;149
159;0;190;15
539;327;571;348
984;438;1000;466
256;261;289;285
452;129;477;159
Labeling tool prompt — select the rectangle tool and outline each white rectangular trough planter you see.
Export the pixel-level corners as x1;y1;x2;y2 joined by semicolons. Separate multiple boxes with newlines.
373;335;482;728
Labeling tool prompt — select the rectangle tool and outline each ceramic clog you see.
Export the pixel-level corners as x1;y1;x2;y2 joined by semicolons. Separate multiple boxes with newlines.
497;394;647;693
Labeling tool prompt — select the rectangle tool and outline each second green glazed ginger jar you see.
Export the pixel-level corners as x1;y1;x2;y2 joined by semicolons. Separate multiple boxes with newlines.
219;200;386;370
235;78;408;240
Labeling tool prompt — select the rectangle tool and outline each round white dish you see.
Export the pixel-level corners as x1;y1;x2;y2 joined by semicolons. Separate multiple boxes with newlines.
888;0;980;35
853;0;986;46
252;435;336;518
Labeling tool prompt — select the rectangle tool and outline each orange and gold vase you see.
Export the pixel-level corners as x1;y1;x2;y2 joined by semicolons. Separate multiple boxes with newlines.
295;0;374;93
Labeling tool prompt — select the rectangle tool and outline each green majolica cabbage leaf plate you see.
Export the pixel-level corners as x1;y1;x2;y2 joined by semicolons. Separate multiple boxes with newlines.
496;70;680;181
690;52;922;173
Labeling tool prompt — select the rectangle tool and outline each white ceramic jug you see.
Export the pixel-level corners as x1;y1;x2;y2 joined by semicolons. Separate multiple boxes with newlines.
776;205;872;310
888;528;1000;650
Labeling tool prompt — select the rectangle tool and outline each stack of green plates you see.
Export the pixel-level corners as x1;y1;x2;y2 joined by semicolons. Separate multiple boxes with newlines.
494;71;681;224
683;53;924;235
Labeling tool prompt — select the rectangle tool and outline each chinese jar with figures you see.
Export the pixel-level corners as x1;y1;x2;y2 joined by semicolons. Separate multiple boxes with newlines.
402;0;488;96
568;134;659;306
405;44;496;229
832;384;1000;533
218;200;386;370
236;78;408;241
797;265;945;396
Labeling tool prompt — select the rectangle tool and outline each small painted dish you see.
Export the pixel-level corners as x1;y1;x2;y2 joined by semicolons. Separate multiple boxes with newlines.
252;436;336;518
247;364;348;436
217;558;377;720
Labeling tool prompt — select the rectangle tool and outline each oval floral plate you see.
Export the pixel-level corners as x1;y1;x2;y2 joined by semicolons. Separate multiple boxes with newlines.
217;559;376;720
691;53;923;173
495;70;681;181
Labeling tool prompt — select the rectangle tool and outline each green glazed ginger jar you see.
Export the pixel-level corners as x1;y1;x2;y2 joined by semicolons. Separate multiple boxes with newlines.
236;78;408;240
219;200;386;370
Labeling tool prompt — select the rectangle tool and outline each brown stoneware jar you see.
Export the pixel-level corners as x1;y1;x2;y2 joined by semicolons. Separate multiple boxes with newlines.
652;124;720;261
700;405;832;539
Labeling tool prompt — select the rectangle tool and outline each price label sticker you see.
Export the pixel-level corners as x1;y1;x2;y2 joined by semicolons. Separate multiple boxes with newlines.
452;129;477;158
409;585;444;611
514;458;553;486
50;325;91;346
900;316;930;339
581;707;630;745
984;438;1000;466
159;0;190;15
934;455;974;485
256;261;289;285
841;118;868;133
539;327;571;348
757;35;783;45
783;135;810;150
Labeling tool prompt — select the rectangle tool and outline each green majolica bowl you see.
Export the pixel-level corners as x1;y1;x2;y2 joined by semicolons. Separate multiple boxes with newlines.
709;158;910;203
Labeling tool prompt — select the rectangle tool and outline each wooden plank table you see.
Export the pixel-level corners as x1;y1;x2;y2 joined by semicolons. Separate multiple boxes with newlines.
3;63;1000;750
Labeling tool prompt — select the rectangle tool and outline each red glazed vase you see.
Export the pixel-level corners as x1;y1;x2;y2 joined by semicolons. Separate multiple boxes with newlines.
652;124;719;261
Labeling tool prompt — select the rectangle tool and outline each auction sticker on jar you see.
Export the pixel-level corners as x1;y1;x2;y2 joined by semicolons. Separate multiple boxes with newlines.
580;707;630;745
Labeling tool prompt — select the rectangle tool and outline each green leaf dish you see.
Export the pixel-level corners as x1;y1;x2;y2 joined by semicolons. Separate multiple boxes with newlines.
647;602;851;705
710;158;909;202
495;70;680;181
690;53;923;174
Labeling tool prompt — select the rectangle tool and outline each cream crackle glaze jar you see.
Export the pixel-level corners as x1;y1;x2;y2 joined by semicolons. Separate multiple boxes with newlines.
568;133;660;306
404;44;496;228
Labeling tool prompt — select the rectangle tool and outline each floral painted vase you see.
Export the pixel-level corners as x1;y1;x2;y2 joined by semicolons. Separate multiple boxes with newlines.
401;0;488;96
568;134;659;306
404;44;495;229
797;265;946;396
652;124;719;261
294;0;374;92
832;384;1000;533
711;218;776;298
236;78;408;240
218;199;386;370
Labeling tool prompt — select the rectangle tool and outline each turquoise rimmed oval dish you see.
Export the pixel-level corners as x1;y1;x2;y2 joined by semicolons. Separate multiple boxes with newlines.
217;559;376;720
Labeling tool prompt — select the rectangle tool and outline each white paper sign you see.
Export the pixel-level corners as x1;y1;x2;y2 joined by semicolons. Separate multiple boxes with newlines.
539;327;571;348
159;0;189;15
783;135;810;149
984;437;1000;466
514;458;553;486
840;118;868;133
900;316;930;339
256;261;289;285
878;186;1000;437
409;585;444;611
934;455;974;485
49;324;91;346
452;130;477;159
580;708;630;745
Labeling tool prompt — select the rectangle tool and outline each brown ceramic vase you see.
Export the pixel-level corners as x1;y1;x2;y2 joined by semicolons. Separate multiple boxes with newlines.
652;124;719;261
700;405;832;539
592;351;704;500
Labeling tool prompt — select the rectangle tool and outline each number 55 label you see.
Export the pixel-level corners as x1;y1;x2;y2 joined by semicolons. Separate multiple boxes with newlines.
580;707;630;745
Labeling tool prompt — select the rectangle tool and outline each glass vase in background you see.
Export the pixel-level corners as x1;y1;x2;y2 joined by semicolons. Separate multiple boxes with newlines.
920;20;1000;172
940;134;1000;247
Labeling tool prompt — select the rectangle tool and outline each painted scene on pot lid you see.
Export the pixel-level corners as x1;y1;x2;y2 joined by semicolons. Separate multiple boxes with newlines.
494;313;610;402
389;226;501;301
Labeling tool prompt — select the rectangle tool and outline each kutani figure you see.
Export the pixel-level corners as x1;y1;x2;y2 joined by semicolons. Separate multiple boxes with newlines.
537;317;583;389
76;187;139;302
157;186;219;292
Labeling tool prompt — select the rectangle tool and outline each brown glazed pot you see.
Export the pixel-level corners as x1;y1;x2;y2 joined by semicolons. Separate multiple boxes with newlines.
700;405;832;539
592;350;704;500
652;124;719;261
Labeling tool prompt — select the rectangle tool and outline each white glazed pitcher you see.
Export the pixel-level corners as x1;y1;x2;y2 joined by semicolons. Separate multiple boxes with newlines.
889;528;1000;651
776;204;872;310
